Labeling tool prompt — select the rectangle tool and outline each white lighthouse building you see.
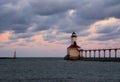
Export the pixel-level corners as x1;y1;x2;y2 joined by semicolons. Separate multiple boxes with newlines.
64;32;83;60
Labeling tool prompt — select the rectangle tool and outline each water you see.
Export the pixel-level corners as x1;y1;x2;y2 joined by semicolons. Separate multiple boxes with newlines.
0;58;120;82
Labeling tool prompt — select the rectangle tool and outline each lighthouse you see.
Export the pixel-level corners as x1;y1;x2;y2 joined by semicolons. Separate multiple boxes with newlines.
64;32;83;60
13;50;16;59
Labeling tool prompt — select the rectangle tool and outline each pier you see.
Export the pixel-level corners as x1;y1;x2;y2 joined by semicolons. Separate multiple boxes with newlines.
79;48;120;62
64;32;120;62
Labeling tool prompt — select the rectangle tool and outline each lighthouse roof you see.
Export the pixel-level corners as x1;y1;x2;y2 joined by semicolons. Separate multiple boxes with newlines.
68;44;80;48
72;32;76;34
71;32;77;37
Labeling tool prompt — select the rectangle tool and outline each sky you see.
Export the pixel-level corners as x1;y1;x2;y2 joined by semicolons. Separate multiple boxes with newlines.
0;0;120;57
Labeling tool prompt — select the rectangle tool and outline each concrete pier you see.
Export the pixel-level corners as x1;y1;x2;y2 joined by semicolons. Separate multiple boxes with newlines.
65;48;120;62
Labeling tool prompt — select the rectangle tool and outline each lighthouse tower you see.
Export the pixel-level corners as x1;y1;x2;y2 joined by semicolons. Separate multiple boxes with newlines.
71;32;77;45
64;32;83;60
13;50;16;59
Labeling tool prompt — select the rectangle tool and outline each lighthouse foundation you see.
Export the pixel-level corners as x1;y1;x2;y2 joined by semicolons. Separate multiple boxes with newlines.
64;48;83;60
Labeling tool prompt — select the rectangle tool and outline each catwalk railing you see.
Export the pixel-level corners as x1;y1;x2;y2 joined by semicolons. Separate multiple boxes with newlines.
79;48;120;61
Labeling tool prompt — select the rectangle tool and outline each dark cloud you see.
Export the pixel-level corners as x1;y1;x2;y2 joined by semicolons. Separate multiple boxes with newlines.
43;35;56;43
16;43;26;46
25;38;35;42
31;14;64;32
78;30;90;36
90;33;120;41
0;0;120;42
96;23;120;34
0;0;18;5
89;20;120;41
104;0;120;7
9;33;34;40
75;0;120;20
0;0;33;33
29;0;76;15
3;40;18;44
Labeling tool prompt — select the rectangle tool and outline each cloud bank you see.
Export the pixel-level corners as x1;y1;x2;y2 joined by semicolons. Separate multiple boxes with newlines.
0;0;120;57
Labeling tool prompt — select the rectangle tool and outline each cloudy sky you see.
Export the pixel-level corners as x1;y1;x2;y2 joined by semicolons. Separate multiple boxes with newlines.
0;0;120;57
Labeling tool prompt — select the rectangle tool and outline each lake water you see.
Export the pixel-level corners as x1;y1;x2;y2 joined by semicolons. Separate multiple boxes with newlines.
0;58;120;82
